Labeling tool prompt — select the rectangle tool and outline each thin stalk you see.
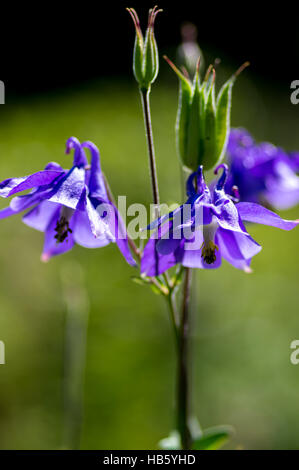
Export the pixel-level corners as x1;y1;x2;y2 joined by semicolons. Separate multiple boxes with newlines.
177;267;192;450
166;291;179;345
140;88;160;213
103;172;140;260
140;89;194;448
140;89;175;288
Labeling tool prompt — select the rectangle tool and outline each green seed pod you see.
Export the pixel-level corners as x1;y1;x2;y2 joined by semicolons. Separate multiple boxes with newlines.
176;72;193;169
127;7;162;92
165;56;249;171
203;72;216;168
185;67;203;170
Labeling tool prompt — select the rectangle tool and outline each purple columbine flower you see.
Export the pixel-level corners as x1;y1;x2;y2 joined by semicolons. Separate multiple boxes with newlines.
141;164;298;275
226;128;299;210
0;137;136;265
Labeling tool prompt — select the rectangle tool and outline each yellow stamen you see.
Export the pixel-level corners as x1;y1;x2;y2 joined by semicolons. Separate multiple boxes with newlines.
201;240;219;265
54;216;72;243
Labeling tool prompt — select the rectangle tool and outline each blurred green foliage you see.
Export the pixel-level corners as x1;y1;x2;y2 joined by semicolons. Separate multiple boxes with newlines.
0;67;298;449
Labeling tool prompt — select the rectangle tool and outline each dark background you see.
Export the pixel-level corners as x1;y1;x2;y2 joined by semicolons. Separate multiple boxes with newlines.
2;1;298;95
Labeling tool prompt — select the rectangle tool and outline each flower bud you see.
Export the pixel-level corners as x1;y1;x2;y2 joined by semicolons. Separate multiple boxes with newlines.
164;56;249;171
127;6;162;92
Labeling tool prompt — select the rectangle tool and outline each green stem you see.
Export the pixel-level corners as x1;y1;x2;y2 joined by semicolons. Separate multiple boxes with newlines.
102;172;141;261
166;291;179;345
139;87;194;450
140;88;160;213
177;267;192;450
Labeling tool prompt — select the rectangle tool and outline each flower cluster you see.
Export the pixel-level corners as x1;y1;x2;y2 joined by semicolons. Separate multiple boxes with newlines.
0;133;298;274
0;9;298;279
0;137;135;265
0;5;298;453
